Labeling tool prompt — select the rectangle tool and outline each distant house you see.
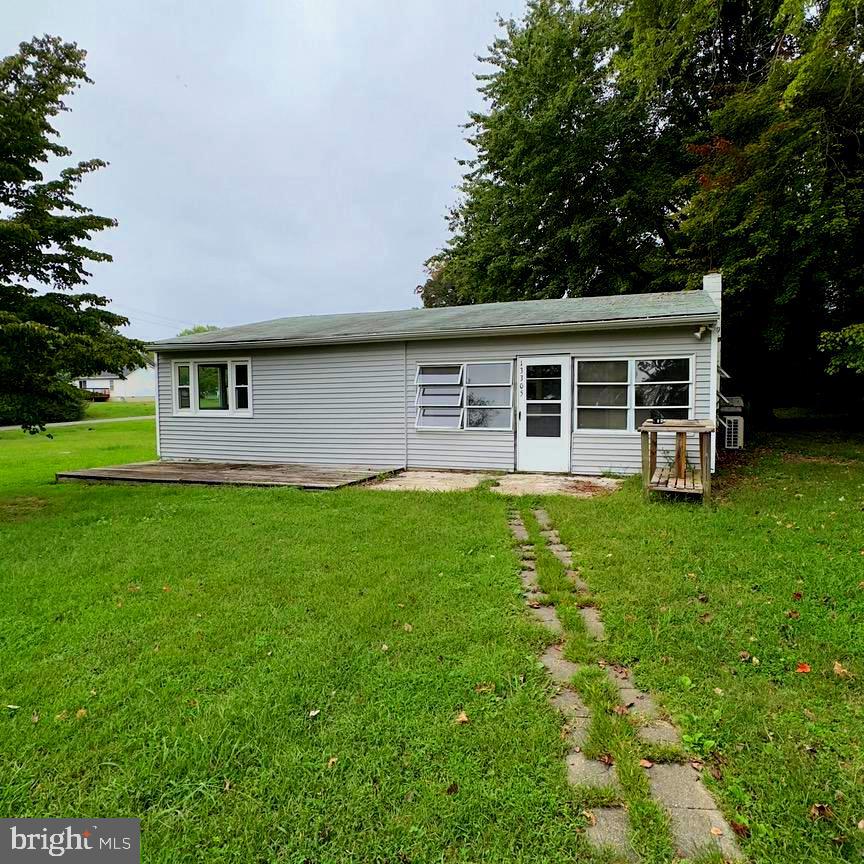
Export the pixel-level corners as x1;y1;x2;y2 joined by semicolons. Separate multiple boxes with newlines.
75;364;156;400
147;275;722;476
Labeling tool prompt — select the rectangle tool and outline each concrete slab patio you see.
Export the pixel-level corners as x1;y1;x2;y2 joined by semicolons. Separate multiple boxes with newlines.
371;470;622;496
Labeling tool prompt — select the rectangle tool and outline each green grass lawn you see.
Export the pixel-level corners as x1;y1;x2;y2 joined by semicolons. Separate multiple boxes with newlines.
1;418;862;863
83;399;155;419
0;422;591;863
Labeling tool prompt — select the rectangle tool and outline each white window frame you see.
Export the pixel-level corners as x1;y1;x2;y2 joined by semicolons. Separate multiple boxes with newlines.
171;358;253;417
574;355;694;434
414;361;514;432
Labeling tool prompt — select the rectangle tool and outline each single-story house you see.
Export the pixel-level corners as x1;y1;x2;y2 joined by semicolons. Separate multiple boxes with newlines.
75;364;156;400
147;274;722;476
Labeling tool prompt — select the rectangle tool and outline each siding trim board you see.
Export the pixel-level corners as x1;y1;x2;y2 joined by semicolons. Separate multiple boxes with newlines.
155;326;714;477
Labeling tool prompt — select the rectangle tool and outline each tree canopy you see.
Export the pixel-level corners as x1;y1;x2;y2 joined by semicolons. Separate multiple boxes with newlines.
420;0;864;407
0;36;146;430
177;324;219;337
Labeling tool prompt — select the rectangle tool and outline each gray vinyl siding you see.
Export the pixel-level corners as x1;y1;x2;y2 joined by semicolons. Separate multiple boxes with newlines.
155;325;712;476
406;327;712;474
156;344;406;468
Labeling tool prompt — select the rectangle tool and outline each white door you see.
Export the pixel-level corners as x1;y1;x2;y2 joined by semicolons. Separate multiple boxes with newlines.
516;356;572;472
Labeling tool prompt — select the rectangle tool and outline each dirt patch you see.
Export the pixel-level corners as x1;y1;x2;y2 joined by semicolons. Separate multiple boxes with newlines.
493;474;621;498
371;470;495;492
0;496;50;521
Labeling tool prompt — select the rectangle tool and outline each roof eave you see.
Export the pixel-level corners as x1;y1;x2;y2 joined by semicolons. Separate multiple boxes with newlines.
148;312;718;353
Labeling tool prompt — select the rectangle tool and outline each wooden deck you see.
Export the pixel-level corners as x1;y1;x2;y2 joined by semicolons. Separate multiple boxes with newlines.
648;466;703;495
56;461;391;490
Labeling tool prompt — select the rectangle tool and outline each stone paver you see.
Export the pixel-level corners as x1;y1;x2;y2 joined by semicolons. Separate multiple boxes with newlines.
540;529;560;543
509;520;529;542
550;545;573;566
520;571;539;592
527;603;563;635
617;687;658;719
645;763;717;810
533;508;552;528
550;688;591;718
522;557;537;571
520;545;536;559
495;474;621;497
539;646;581;684
567;715;592;748
579;606;606;641
585;808;637;862
638;719;681;745
566;751;619;789
567;571;589;593
667;805;742;860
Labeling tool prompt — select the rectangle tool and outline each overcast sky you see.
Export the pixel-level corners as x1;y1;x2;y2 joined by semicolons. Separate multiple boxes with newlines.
8;1;525;340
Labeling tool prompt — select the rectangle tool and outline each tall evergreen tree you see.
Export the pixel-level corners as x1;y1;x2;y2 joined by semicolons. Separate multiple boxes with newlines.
0;36;146;430
421;0;864;410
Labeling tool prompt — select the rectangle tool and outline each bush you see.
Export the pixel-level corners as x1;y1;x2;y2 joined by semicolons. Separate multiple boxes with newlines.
0;381;86;428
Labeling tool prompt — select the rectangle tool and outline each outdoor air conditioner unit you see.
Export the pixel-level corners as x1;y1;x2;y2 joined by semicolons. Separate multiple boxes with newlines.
724;415;744;449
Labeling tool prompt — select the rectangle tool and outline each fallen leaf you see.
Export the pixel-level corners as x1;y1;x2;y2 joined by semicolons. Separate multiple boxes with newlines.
445;782;459;795
455;711;470;725
162;585;171;592
833;661;850;679
730;821;751;838
55;711;67;722
710;826;724;837
796;662;812;674
810;803;834;821
697;593;709;603
309;709;320;719
474;682;495;694
639;759;653;768
599;753;614;766
75;708;87;720
582;809;597;827
751;656;760;666
31;712;39;724
223;779;232;792
127;584;140;592
527;600;542;609
786;610;801;619
5;705;19;710
857;819;864;831
738;651;751;662
792;591;803;601
713;687;724;696
403;623;413;633
690;760;703;771
698;612;714;624
380;643;389;653
612;704;629;716
327;756;338;768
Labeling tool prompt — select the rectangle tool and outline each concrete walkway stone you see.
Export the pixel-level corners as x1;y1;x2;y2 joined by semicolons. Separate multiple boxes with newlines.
646;764;742;859
540;529;560;543
638;719;681;745
509;520;529;542
579;606;606;641
567;571;589;593
567;715;592;748
533;509;552;529
585;808;637;862
550;688;591;718
550;545;573;566
566;751;619;789
520;571;539;592
527;603;563;635
539;646;581;684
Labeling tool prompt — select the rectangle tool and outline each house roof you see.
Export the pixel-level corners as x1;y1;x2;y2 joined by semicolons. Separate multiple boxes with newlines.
149;290;719;351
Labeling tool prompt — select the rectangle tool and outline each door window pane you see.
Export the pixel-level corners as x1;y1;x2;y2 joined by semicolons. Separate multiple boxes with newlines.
526;364;561;378
198;364;229;410
636;358;690;382
577;408;628;430
466;363;511;385
635;383;690;406
467;408;511;429
527;403;560;415
578;360;628;383
577;385;627;407
527;415;561;437
635;407;689;427
526;379;562;401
